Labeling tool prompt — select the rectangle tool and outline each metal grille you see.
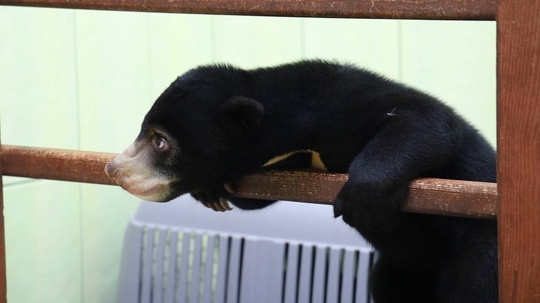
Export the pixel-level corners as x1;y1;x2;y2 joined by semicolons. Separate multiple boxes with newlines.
131;226;373;303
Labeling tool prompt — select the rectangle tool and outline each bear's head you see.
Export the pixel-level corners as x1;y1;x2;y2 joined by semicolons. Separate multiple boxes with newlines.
104;65;265;202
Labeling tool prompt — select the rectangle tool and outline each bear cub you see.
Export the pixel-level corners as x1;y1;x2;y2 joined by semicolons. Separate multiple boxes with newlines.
105;60;497;303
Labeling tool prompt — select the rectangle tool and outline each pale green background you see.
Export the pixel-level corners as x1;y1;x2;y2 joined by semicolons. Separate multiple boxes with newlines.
0;6;495;303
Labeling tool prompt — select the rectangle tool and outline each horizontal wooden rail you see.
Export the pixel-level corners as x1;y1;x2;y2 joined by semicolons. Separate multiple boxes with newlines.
0;0;496;20
1;145;497;218
3;145;116;185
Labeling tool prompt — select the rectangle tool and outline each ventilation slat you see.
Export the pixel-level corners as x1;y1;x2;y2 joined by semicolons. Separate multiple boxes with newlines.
325;248;341;303
282;243;299;303
226;237;243;303
266;242;287;302
176;233;191;302
355;250;373;303
311;247;327;303
202;235;216;303
190;234;204;303
151;229;166;303
164;230;178;303
141;228;155;303
238;240;256;303
214;235;230;302
240;240;285;303
297;245;314;303
340;249;357;303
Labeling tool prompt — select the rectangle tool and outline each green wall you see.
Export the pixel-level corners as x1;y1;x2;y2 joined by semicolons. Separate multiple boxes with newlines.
0;6;495;303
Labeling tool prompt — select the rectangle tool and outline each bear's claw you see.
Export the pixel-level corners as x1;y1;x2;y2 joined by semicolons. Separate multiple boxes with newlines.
224;183;235;194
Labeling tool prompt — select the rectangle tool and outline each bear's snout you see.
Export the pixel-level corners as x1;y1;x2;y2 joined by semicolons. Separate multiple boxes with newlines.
104;161;119;182
103;148;177;202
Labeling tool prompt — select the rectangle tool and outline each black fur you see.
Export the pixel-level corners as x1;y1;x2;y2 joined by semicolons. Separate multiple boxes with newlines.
142;60;497;302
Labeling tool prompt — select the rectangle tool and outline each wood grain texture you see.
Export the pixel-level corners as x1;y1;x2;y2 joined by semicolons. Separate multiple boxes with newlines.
497;0;540;301
0;0;496;20
235;170;497;218
2;145;117;185
2;145;497;218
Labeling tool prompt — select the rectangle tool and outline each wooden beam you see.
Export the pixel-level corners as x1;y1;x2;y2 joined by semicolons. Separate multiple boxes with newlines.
235;170;497;218
497;0;540;301
2;145;116;185
0;0;496;20
1;145;497;219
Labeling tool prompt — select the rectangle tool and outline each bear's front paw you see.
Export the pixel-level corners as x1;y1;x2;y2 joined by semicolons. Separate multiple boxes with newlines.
334;180;406;233
191;186;233;212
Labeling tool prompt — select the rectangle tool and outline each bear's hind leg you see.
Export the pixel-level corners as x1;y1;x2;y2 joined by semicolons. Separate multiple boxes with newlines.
436;242;498;303
370;256;436;303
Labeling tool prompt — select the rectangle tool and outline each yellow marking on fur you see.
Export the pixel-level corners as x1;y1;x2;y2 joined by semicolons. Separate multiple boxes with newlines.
263;150;328;171
310;151;327;171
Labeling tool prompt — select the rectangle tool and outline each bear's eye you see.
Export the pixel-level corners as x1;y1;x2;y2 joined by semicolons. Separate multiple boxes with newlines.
152;136;169;152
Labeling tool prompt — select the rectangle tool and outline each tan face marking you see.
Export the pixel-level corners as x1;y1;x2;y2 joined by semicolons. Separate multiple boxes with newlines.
105;140;177;202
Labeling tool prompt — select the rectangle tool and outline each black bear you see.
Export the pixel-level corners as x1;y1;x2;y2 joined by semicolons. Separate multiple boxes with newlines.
105;60;497;303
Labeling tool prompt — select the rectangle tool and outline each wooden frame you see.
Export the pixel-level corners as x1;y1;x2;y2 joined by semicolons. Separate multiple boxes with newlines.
497;0;540;301
0;0;497;20
0;0;538;302
2;145;498;219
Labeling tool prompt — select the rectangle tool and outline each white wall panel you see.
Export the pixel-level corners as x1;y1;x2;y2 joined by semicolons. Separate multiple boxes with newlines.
75;10;152;152
148;13;214;99
0;7;79;185
400;21;496;146
74;10;151;303
303;19;401;79
213;15;303;68
4;181;82;303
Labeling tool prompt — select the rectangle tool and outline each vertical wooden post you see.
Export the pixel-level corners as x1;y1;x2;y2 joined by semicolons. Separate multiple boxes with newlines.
497;0;540;302
0;139;7;302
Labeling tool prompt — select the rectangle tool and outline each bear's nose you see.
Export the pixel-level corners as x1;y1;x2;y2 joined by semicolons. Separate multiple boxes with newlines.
104;162;119;182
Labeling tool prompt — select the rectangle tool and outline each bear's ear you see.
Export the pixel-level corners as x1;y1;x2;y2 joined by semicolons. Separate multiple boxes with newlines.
221;96;265;135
